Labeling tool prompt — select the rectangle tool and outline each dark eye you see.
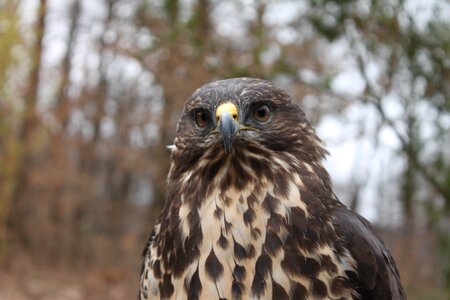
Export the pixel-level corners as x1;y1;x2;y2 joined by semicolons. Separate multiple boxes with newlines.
253;105;270;122
194;110;209;128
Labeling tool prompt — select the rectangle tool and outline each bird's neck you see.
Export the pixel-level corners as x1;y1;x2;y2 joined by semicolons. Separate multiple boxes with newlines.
165;145;337;251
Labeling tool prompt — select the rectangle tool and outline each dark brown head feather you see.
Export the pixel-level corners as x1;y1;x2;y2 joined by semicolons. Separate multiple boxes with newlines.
170;77;328;185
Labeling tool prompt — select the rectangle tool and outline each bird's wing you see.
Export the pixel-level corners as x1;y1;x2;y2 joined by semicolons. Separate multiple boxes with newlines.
332;207;406;299
141;229;155;274
140;228;161;299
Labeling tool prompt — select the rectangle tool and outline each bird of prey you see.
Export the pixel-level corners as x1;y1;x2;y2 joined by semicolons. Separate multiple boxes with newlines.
140;78;405;300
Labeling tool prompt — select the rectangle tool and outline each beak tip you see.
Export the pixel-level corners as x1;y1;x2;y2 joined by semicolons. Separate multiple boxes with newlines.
218;112;239;152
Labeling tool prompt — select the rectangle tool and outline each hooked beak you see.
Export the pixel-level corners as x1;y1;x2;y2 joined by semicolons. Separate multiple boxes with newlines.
216;102;239;153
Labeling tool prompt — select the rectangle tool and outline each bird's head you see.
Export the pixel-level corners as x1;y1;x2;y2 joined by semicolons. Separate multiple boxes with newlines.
170;78;327;178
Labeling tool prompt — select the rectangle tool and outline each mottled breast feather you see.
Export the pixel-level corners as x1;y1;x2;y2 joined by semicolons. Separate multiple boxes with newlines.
139;78;406;300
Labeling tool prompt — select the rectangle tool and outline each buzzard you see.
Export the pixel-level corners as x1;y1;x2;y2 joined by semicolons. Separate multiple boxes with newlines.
140;78;405;299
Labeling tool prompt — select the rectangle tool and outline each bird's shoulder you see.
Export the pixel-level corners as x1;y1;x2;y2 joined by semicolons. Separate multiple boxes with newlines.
331;206;406;299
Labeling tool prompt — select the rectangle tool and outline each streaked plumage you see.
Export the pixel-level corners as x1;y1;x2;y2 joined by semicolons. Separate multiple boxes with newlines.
140;78;405;299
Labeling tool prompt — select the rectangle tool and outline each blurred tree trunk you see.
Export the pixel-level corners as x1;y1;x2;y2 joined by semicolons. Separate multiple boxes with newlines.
74;0;113;265
401;115;419;220
143;0;180;220
46;0;81;265
0;0;20;256
250;2;266;74
7;0;47;247
54;0;80;130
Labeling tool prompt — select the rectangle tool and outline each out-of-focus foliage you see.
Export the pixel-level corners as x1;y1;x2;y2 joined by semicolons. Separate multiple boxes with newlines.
0;0;448;298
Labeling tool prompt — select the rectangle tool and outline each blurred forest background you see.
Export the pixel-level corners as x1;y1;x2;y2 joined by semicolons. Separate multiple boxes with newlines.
0;0;449;299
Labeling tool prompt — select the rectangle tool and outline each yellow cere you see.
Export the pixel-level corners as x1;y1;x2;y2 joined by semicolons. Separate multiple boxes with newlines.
216;102;238;121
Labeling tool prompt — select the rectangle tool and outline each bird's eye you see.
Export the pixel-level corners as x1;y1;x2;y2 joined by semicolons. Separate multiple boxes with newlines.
194;110;209;128
253;105;270;122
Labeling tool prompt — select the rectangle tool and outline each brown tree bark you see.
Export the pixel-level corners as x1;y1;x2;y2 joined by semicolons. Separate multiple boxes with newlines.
8;0;47;246
54;0;80;130
0;0;21;256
